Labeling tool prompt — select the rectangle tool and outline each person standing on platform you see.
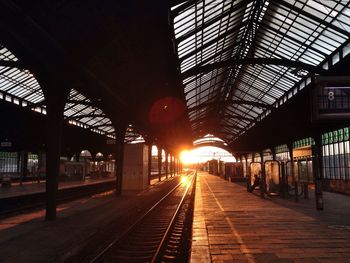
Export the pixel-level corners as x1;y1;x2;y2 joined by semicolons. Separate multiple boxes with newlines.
250;174;260;192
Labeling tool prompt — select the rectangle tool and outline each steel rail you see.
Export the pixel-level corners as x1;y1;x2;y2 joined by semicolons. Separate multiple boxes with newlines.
151;172;196;263
89;172;195;263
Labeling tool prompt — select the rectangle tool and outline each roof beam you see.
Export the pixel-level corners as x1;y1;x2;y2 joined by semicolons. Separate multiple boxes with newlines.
238;68;287;94
234;76;279;100
25;99;45;108
218;123;244;131
182;57;327;79
170;0;198;18
179;20;248;63
189;112;255;124
224;108;256;122
89;123;113;128
260;22;328;58
188;98;273;113
67;114;107;120
183;42;237;82
0;60;27;70
229;95;263;115
175;0;252;44
193;128;239;137
275;0;350;38
65;99;96;107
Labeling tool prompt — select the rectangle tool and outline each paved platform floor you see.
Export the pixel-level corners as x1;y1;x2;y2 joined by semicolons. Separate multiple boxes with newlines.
0;177;115;199
191;172;350;263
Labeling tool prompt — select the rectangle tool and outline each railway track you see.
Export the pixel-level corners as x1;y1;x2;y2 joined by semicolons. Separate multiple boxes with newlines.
90;171;196;263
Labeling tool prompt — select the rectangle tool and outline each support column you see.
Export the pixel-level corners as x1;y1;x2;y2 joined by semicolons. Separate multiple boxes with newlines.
176;157;179;174
17;152;21;178
272;148;277;161
169;154;172;177
288;143;298;202
260;151;265;198
312;135;324;210
75;151;80;162
157;146;162;182
147;143;152;185
175;158;178;175
171;155;175;176
246;154;250;192
115;126;126;195
40;72;71;221
45;99;66;221
165;150;168;179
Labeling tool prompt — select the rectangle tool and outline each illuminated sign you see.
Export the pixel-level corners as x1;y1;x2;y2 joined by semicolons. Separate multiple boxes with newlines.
312;76;350;121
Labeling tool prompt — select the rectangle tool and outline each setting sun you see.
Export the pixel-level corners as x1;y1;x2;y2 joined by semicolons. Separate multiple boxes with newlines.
180;150;196;164
180;146;236;165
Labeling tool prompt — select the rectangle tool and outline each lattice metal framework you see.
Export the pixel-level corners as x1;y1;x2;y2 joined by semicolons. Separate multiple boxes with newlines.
0;45;116;137
171;0;350;143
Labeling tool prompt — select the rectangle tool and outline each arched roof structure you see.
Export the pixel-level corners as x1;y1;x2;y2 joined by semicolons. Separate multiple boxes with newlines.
0;0;349;152
170;0;350;146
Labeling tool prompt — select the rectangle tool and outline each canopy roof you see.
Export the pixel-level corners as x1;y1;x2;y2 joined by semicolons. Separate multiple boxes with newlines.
1;1;350;150
0;45;144;143
170;0;350;144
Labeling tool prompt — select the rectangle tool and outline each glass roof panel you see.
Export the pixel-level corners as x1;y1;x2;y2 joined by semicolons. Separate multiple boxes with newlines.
0;45;117;138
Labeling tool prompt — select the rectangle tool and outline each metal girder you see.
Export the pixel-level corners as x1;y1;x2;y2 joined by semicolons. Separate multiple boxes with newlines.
189;112;255;125
185;73;226;98
182;57;326;79
234;76;279;100
238;68;287;94
65;99;97;107
179;20;248;63
275;0;350;38
0;60;27;70
67;113;107;120
225;105;256;120
22;87;43;100
222;112;255;122
212;130;239;137
3;75;34;93
25;99;45;108
188;98;272;114
66;105;96;118
192;128;239;137
170;0;199;19
239;53;299;84
90;123;113;128
175;0;252;44
259;22;328;58
218;123;244;131
183;43;237;83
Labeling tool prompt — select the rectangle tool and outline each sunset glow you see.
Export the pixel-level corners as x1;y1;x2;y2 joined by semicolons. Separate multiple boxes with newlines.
180;146;236;164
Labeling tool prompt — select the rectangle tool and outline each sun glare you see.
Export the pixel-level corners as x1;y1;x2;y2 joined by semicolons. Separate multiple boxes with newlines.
181;175;189;185
180;146;236;165
180;150;196;164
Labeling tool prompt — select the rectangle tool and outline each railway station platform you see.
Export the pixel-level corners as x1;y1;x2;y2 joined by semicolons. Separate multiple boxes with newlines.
0;177;115;199
0;176;180;262
0;177;117;215
191;172;350;263
0;172;172;202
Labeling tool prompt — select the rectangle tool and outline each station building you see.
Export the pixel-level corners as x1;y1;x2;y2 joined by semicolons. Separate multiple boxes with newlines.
0;0;349;219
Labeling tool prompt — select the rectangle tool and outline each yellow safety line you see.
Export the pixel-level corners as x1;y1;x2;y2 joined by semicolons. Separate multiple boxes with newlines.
203;177;256;263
